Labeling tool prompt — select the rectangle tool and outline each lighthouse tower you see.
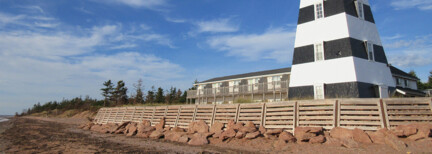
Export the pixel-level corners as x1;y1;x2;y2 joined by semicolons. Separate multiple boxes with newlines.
288;0;395;99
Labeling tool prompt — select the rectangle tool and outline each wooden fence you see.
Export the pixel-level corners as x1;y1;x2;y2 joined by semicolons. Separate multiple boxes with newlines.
93;98;432;132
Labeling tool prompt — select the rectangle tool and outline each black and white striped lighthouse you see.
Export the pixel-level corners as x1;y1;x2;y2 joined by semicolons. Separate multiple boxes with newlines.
288;0;395;99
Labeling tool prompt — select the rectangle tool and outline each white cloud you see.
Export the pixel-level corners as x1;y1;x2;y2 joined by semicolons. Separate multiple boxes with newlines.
207;27;296;63
97;0;168;10
165;17;187;23
194;18;239;34
385;34;432;67
391;0;432;10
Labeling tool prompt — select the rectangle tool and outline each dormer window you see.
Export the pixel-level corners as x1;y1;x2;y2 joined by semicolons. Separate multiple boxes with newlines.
364;41;375;61
315;2;324;20
355;1;365;20
314;42;325;61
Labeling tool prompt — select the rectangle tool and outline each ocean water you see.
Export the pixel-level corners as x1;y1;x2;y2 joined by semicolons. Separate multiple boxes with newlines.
0;117;10;122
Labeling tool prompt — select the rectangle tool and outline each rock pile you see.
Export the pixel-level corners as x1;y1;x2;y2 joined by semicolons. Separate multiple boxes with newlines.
84;120;432;150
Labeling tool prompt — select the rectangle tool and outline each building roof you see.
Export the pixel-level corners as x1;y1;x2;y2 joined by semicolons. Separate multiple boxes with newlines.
199;67;291;84
390;66;419;80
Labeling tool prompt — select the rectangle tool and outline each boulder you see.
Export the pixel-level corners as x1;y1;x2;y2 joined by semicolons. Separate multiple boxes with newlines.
126;123;138;136
142;120;151;127
330;127;353;140
178;135;189;143
90;124;105;133
106;123;119;133
227;120;236;129
352;128;372;144
259;125;266;134
165;131;187;142
384;133;407;151
407;123;432;141
309;135;326;144
171;127;185;132
188;133;209;146
265;128;283;135
149;130;164;139
239;122;257;133
245;131;261;139
220;128;236;141
235;131;245;139
81;122;94;130
341;138;359;148
279;131;296;143
155;118;165;131
210;121;224;133
137;122;152;134
213;130;223;138
366;130;386;144
294;127;322;142
394;125;417;137
136;131;152;138
188;120;209;134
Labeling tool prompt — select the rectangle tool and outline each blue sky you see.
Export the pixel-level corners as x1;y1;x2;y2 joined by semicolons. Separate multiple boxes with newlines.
0;0;431;115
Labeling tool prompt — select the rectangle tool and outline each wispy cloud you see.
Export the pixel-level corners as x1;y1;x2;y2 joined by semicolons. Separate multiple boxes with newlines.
391;0;432;10
96;0;168;10
385;34;432;67
192;18;239;34
207;27;296;63
165;17;187;23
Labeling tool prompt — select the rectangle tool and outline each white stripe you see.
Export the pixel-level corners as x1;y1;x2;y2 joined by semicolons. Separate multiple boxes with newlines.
294;13;382;47
289;57;394;87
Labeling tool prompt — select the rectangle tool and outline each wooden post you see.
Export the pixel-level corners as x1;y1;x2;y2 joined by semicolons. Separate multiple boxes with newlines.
150;107;156;125
378;99;390;129
261;103;266;127
337;101;341;127
131;107;137;122
211;105;217;125
192;105;197;121
235;104;241;123
139;107;145;122
114;108;119;124
252;85;254;101
333;100;339;128
273;82;276;102
294;101;299;131
175;106;181;127
429;98;432;112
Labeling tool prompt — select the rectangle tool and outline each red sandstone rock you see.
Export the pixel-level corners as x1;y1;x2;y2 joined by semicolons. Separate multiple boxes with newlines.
341;138;359;148
155;118;165;131
407;123;432;141
220;128;236;141
245;131;260;139
235;131;245;139
188;120;209;134
126;123;138;136
171;127;185;132
239;122;257;133
352;128;372;144
394;125;418;137
384;133;407;151
188;133;209;146
310;135;326;144
294;127;322;142
150;130;164;139
210;121;224;133
367;130;386;144
330;127;353;140
279;131;296;143
259;125;266;134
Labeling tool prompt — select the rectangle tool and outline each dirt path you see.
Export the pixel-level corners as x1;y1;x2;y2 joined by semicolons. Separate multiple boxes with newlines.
0;118;246;153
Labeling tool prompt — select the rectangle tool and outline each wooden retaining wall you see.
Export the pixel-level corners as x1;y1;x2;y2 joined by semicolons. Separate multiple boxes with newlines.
93;98;432;132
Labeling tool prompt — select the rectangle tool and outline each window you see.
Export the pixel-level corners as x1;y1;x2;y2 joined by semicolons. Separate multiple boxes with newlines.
272;76;281;82
314;42;324;61
365;41;375;61
314;84;325;100
315;2;324;19
233;80;239;86
404;79;408;87
355;1;364;19
397;78;404;86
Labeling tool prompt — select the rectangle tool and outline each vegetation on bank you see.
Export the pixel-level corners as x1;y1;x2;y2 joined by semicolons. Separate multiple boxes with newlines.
410;71;432;90
19;79;195;116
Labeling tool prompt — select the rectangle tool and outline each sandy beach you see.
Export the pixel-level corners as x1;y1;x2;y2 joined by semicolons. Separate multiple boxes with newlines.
1;116;432;153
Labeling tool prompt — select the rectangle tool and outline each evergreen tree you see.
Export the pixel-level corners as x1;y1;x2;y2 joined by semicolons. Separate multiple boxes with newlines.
146;86;155;104
133;79;144;104
179;90;187;103
155;87;165;103
176;89;182;103
428;71;432;89
101;80;114;106
409;70;426;90
113;80;128;105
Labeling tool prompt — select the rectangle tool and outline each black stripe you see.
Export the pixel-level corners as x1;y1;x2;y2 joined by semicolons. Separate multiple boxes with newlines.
297;0;375;25
292;37;388;65
289;82;394;99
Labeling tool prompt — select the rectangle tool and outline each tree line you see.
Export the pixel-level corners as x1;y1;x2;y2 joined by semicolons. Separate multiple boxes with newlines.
19;79;192;116
409;70;432;90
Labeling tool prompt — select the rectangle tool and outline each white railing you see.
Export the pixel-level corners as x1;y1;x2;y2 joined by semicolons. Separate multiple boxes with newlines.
187;81;289;98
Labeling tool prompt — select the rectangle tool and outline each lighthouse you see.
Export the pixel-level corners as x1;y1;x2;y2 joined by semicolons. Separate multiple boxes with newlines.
288;0;395;99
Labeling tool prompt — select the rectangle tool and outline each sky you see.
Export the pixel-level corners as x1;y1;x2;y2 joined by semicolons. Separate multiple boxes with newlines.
1;0;431;115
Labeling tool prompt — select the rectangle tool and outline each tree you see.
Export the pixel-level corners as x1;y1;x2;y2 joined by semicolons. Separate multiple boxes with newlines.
133;79;144;104
145;86;155;104
155;87;165;103
409;70;426;90
101;80;114;106
113;80;128;106
179;90;187;103
428;71;432;89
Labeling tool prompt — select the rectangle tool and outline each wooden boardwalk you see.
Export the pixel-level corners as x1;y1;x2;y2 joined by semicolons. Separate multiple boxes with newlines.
94;98;432;132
